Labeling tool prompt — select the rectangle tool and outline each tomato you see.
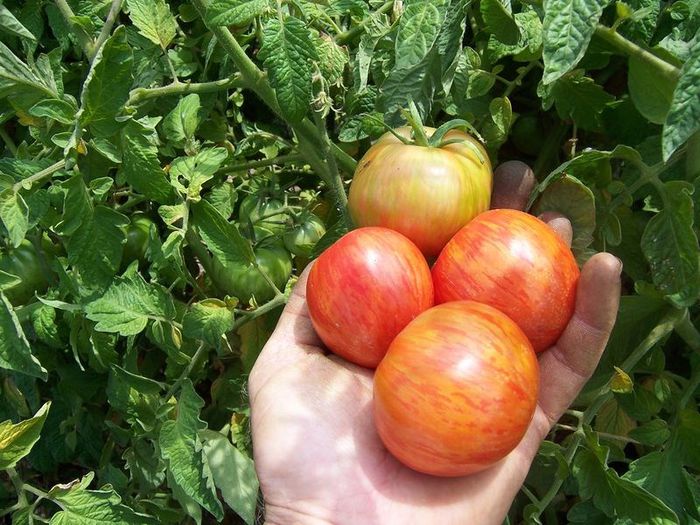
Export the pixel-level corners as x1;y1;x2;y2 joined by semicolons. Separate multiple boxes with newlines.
306;227;433;368
211;246;292;304
373;301;538;477
0;240;51;304
123;214;155;267
511;115;544;157
432;209;580;352
283;213;326;258
347;126;492;258
239;194;288;234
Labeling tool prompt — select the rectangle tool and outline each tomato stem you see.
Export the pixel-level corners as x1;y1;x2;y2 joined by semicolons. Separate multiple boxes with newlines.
401;101;431;147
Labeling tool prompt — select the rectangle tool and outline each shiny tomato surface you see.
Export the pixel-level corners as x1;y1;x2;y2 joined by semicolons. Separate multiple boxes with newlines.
374;301;539;477
432;209;580;352
306;227;433;368
347;127;492;258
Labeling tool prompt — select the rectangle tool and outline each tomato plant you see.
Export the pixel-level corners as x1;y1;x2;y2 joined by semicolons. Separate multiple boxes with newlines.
348;125;492;258
432;209;580;353
374;301;538;477
306;227;433;368
211;246;292;304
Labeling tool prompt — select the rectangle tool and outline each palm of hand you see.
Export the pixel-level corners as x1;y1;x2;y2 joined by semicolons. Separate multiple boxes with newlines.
249;163;622;525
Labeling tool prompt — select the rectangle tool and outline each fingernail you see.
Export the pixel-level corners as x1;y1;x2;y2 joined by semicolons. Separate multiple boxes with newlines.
615;256;623;275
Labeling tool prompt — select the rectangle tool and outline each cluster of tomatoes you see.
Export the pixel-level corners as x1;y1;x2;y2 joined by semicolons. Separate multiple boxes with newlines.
306;126;580;477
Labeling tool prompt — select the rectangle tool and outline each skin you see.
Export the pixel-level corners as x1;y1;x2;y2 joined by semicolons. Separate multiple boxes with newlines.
348;127;492;258
306;227;434;368
375;301;538;477
432;209;580;352
249;160;622;525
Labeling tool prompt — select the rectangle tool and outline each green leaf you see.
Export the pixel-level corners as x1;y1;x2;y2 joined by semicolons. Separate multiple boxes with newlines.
453;48;495;101
80;26;134;138
66;206;129;293
191;199;255;267
0;41;56;98
315;34;349;86
201;429;259;525
486;9;543;62
121;119;178;204
531;175;596;258
629;419;671;446
540;73;615;130
107;366;163;431
395;0;449;69
0;402;50;469
0;5;36;41
162;94;202;149
85;270;176;336
542;0;611;84
159;380;224;521
0;189;29;248
182;300;235;348
641;181;700;307
48;472;157;524
206;0;271;27
29;98;77;124
259;16;317;123
169;147;228;201
573;444;679;523
628;53;677;125
489;96;512;136
610;366;634;394
480;0;520;45
662;36;700;160
0;293;47;380
126;0;177;49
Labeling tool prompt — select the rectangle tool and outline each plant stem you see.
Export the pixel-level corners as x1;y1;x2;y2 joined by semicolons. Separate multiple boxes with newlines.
14;160;66;192
0;126;17;156
313;111;350;225
54;0;95;57
223;154;303;174
7;468;27;506
679;365;700;412
90;0;123;63
555;423;641;444
127;75;244;106
675;309;700;355
230;293;287;332
166;342;208;398
594;25;680;82
502;60;538;99
335;0;394;44
22;484;48;499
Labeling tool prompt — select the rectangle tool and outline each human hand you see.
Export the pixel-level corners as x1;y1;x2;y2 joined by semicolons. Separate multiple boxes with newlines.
248;161;622;525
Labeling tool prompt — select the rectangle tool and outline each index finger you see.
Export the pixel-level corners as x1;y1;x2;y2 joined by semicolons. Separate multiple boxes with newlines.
490;160;536;211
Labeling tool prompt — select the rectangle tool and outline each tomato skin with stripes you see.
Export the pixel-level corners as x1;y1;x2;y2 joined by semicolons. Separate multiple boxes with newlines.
306;227;433;368
373;301;538;477
432;209;580;353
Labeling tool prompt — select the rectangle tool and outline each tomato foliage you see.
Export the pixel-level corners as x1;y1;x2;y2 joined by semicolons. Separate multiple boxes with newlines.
0;0;697;524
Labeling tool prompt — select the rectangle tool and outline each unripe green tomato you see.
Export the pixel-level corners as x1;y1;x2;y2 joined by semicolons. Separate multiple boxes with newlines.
239;194;287;234
284;213;326;258
123;214;155;267
511;116;543;157
211;246;292;304
0;240;53;304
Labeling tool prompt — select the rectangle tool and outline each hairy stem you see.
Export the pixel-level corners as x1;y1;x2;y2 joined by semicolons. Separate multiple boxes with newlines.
127;75;244;105
90;0;123;62
165;342;208;398
223;154;304;174
14;160;66;192
54;0;95;57
335;0;394;44
594;25;681;82
0;126;17;156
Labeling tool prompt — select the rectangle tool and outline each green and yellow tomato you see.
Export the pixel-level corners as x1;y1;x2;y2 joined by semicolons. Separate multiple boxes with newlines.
283;213;326;258
348;126;493;258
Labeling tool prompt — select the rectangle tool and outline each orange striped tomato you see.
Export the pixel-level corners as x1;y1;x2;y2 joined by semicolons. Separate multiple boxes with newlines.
307;227;433;368
347;127;492;258
432;209;580;352
374;301;538;477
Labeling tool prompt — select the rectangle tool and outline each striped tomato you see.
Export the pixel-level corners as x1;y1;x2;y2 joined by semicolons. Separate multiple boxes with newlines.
374;301;538;476
432;209;580;352
307;227;433;368
347;127;492;258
